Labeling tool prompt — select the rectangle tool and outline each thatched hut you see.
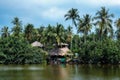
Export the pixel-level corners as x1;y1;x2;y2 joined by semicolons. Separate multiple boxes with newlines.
48;43;73;63
49;47;72;56
31;41;43;47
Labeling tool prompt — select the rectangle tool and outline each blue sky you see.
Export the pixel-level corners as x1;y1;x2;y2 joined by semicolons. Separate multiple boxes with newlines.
0;0;120;31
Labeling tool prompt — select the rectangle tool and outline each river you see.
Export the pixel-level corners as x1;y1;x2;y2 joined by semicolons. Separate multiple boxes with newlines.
0;64;120;80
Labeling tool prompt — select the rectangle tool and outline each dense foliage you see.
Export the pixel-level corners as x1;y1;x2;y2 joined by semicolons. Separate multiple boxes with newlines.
0;7;120;64
0;37;46;64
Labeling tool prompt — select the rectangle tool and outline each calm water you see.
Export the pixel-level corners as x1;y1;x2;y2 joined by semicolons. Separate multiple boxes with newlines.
0;64;120;80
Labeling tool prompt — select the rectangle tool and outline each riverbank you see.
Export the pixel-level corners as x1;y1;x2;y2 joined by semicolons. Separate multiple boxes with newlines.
0;64;120;80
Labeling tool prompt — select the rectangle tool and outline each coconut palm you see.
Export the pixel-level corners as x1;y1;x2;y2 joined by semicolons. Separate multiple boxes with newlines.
94;7;114;40
64;8;80;27
37;26;45;42
11;17;22;37
44;24;55;46
66;26;72;42
54;23;65;46
115;18;120;28
1;26;10;38
24;24;34;42
77;14;92;43
66;26;73;49
32;28;39;41
64;8;79;50
115;18;120;39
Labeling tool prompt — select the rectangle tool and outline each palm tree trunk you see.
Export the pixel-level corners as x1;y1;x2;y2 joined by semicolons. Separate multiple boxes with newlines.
70;21;74;50
84;31;87;44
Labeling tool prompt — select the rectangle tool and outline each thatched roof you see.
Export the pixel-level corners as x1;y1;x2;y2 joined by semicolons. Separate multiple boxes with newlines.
49;47;73;56
31;41;43;47
53;43;68;46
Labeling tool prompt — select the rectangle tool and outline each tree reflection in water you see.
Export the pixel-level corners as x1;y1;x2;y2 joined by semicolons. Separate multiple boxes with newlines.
0;64;120;80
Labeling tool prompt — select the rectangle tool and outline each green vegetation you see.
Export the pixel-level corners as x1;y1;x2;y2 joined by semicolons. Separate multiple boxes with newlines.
0;7;120;64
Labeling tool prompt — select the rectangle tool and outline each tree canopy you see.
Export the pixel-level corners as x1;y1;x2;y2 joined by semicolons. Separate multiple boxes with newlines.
0;7;120;64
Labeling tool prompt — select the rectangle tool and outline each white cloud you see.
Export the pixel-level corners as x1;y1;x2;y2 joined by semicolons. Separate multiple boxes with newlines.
0;0;120;28
31;0;68;5
0;0;68;7
1;0;120;10
75;0;120;6
41;7;66;20
105;0;120;5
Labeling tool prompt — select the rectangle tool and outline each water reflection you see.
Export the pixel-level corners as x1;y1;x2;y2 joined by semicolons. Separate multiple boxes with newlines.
0;64;120;80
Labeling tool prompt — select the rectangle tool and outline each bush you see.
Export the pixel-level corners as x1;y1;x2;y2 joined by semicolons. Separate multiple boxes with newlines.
78;38;120;64
0;37;47;64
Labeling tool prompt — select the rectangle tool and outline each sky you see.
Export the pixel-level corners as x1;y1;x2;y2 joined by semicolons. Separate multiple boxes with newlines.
0;0;120;31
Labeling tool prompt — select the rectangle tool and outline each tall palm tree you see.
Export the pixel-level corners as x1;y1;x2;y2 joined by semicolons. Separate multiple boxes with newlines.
44;24;55;46
32;28;39;41
54;23;65;46
1;26;10;38
11;17;22;38
64;8;79;50
37;26;45;42
24;24;34;42
115;18;120;39
94;7;114;40
64;8;80;28
66;26;73;49
77;14;92;43
115;18;120;28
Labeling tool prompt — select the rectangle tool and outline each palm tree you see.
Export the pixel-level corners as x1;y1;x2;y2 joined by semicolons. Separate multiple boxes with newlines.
54;23;65;46
66;26;73;49
64;8;80;28
37;26;45;42
24;24;34;43
95;28;101;40
11;17;22;38
77;14;92;43
32;28;39;41
44;24;55;46
115;18;120;39
1;26;10;38
64;8;79;50
94;7;114;40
